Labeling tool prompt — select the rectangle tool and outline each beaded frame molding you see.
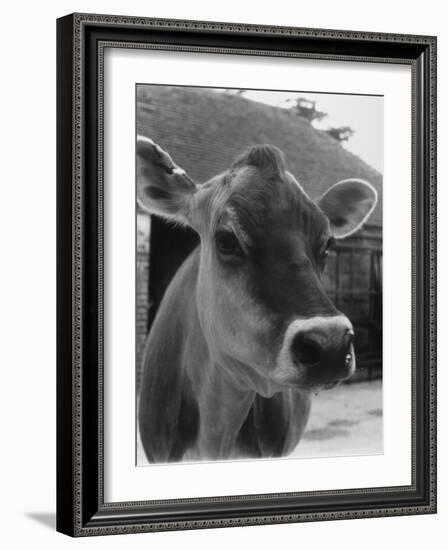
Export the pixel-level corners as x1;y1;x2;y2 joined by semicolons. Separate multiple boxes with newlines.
56;13;437;537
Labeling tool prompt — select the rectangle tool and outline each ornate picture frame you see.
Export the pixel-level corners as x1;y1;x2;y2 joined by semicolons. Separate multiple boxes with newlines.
56;13;436;536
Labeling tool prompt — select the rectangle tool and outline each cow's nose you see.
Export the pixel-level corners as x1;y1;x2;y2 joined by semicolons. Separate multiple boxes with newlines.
290;322;354;369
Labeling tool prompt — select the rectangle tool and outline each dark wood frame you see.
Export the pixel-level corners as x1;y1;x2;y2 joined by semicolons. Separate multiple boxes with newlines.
57;13;437;537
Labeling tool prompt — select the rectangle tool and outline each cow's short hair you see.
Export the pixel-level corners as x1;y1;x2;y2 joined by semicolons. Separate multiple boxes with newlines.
231;144;286;180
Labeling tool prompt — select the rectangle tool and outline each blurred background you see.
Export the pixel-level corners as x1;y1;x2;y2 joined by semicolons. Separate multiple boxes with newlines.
136;85;383;460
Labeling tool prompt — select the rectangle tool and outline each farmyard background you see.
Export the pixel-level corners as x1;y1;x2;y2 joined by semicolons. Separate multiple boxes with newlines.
135;85;384;464
0;1;445;549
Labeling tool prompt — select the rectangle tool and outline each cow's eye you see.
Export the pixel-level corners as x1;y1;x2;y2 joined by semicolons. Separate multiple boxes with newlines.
322;237;335;257
318;237;335;262
215;230;243;257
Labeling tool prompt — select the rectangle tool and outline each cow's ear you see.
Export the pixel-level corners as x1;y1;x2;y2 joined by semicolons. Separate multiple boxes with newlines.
137;136;197;225
317;179;378;238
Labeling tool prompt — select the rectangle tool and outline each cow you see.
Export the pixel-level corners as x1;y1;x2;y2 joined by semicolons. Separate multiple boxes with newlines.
137;136;377;463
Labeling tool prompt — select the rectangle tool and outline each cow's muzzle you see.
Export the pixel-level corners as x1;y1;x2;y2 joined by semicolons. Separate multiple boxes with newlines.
282;316;356;388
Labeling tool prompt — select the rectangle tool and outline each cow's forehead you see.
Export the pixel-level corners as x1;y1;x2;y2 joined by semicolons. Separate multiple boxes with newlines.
196;145;330;245
224;165;329;244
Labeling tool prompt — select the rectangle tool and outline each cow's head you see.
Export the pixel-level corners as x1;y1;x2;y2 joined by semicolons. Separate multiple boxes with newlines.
137;137;377;396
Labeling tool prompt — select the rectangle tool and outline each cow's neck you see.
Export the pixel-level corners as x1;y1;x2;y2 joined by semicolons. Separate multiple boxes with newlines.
176;280;256;460
192;358;255;460
186;322;290;459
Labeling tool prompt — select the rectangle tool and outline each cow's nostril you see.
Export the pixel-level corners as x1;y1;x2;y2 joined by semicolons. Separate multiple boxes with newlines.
291;332;321;367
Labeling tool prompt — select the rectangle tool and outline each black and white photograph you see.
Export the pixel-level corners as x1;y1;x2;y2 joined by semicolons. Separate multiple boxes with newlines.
1;0;442;544
135;85;383;465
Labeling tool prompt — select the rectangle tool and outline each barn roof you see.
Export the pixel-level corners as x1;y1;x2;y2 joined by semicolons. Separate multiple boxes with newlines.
137;86;382;227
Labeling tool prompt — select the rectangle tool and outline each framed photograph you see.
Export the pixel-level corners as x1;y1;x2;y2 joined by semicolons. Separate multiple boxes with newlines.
56;13;437;536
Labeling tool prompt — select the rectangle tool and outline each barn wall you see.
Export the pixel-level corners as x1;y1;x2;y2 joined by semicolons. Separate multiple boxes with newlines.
136;212;151;390
324;225;382;381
